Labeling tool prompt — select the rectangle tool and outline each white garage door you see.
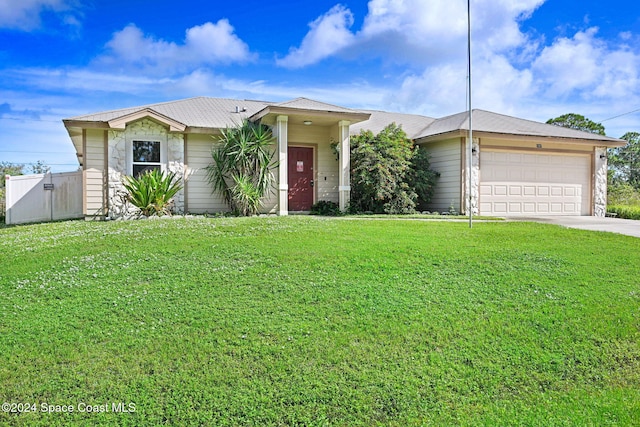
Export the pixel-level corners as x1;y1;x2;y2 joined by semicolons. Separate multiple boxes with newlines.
479;150;591;216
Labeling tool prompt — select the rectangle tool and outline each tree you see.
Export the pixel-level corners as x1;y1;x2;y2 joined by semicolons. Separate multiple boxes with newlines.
0;161;24;189
29;160;50;174
609;132;640;189
546;113;606;135
206;120;277;216
350;123;439;214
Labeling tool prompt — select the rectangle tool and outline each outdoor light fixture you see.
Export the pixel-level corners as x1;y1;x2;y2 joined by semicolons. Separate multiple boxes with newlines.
600;154;607;159
303;120;312;125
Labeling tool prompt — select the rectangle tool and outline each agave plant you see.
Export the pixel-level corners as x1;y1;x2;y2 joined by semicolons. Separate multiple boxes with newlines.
206;120;277;216
122;169;183;217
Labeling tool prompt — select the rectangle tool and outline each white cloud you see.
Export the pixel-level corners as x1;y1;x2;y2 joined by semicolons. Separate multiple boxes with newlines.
278;0;546;69
0;0;80;31
532;28;640;100
97;20;255;74
276;5;355;68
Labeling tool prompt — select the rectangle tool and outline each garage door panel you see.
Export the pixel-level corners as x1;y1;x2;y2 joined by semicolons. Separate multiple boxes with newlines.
550;203;564;213
564;202;577;213
480;150;590;216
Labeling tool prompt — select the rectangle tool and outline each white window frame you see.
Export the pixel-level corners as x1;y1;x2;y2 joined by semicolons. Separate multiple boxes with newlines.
126;138;167;176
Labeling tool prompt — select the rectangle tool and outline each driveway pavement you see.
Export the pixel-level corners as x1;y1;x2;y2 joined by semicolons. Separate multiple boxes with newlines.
507;216;640;238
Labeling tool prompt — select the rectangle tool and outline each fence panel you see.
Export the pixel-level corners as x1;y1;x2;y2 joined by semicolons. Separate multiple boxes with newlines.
5;172;83;225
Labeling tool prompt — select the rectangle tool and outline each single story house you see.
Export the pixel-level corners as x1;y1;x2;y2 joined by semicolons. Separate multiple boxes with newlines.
63;96;625;219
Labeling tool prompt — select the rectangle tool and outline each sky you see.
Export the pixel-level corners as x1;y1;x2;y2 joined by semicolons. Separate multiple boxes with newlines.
1;0;639;173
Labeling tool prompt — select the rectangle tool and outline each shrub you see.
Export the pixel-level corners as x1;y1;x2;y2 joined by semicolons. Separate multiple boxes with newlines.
206;120;277;216
607;205;640;220
608;183;640;206
310;200;341;216
122;169;183;217
408;145;440;211
229;174;262;217
350;123;439;214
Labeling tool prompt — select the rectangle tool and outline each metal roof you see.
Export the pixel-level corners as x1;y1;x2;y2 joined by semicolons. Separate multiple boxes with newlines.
65;97;625;145
66;97;269;129
350;110;437;138
415;109;624;144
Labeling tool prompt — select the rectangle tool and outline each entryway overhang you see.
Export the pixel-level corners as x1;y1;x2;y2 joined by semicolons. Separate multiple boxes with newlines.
250;101;370;216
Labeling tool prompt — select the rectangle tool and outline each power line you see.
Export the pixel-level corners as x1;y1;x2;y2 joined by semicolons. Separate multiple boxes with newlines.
2;163;79;166
601;107;640;122
0;116;62;123
0;150;74;154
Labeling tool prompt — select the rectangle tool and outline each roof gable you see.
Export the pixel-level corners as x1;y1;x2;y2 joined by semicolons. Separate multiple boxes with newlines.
107;108;186;132
415;109;625;145
275;97;359;114
66;97;269;130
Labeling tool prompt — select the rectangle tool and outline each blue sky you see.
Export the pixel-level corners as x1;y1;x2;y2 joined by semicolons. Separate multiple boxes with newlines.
1;0;639;172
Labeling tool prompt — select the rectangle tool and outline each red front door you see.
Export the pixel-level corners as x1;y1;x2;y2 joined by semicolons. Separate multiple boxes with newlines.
288;147;314;211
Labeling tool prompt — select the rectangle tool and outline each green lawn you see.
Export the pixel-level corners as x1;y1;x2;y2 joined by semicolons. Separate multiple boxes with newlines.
1;217;639;426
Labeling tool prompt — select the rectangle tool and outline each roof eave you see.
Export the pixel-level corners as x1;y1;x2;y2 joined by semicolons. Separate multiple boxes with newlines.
62;119;109;130
416;130;627;147
250;106;371;124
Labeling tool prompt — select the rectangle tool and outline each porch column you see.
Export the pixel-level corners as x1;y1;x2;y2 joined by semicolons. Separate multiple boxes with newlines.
338;120;351;212
594;147;607;217
277;115;289;216
463;137;480;215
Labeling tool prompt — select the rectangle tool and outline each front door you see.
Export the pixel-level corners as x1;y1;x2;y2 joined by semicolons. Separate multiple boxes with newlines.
288;146;314;211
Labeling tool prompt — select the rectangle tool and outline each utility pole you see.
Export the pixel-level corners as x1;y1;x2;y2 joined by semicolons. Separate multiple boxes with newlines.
467;0;473;228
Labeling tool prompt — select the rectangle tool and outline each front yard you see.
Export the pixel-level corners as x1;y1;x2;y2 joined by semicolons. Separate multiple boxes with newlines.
0;217;638;426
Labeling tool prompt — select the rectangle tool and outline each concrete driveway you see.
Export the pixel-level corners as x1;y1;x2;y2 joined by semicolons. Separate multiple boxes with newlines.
507;216;640;238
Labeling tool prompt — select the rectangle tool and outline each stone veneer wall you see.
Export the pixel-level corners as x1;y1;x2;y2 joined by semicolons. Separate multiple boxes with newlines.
593;147;607;217
107;118;185;219
464;138;480;215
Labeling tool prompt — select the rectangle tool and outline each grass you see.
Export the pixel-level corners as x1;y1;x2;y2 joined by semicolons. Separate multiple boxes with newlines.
1;216;639;426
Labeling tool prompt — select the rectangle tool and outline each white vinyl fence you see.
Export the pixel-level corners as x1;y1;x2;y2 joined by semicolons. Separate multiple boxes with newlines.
5;172;83;225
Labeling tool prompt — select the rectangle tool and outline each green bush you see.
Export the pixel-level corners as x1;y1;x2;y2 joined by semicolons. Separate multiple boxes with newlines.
206;120;277;216
229;173;262;217
409;145;440;211
0;188;4;223
310;200;341;216
350;123;439;214
607;205;640;220
122;169;183;217
608;183;640;206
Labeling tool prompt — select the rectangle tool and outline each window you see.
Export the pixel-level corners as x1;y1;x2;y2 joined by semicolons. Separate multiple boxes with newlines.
132;140;161;177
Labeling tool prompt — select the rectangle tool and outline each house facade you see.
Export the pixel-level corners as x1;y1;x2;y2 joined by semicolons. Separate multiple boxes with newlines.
63;97;625;219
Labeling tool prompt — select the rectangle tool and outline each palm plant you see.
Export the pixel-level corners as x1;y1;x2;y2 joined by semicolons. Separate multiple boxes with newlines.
122;169;183;217
206;120;277;216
